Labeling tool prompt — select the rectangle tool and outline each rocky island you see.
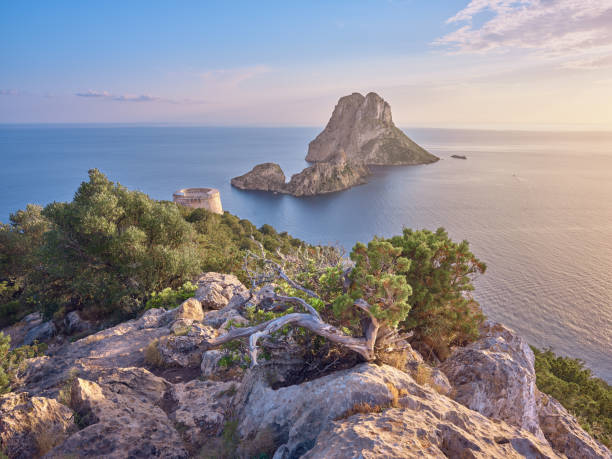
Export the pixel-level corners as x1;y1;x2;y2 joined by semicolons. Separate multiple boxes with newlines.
231;151;370;197
231;92;439;196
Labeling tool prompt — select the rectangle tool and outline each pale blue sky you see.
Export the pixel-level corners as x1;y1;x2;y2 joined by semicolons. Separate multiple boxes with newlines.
2;1;612;128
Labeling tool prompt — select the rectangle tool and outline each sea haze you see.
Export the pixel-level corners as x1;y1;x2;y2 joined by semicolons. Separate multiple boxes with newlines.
1;125;611;381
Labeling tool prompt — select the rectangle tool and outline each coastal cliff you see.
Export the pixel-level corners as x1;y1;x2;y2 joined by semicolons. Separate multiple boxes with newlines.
1;272;609;458
231;91;439;196
306;92;438;166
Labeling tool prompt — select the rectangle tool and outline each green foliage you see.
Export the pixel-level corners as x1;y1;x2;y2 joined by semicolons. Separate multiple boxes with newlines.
533;347;611;447
145;281;197;310
387;227;486;360
0;169;305;326
0;331;47;394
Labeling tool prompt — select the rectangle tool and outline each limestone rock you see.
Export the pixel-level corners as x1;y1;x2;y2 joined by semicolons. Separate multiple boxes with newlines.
47;373;187;458
0;392;76;458
175;297;204;322
231;152;371;197
303;406;560;459
536;390;611;459
203;306;249;329
231;162;286;192
165;379;236;450
238;363;559;459
440;320;544;439
19;309;174;398
306;92;438;166
284;152;370;196
195;272;249;310
64;311;92;335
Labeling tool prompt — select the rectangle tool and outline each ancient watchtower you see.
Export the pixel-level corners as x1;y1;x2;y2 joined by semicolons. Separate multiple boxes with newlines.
172;188;223;215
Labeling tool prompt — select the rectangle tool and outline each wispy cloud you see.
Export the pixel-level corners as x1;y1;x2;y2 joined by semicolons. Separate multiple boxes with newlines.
0;89;19;96
200;65;270;87
565;54;612;69
74;90;207;104
436;0;612;61
75;90;160;102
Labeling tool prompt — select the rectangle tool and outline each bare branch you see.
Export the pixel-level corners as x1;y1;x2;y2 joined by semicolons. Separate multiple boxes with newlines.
203;312;377;365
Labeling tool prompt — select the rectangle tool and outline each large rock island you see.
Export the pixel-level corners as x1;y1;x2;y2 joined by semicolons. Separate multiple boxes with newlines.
307;92;438;165
231;92;438;196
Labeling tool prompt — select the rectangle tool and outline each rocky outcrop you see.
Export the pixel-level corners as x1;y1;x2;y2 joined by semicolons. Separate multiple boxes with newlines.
536;390;611;459
47;371;188;458
1;273;609;459
306;92;438;166
237;363;559;459
283;151;370;197
231;162;286;192
2;312;56;348
440;320;544;439
304;404;561;459
231;152;370;196
0;392;76;458
231;92;438;197
195;272;249;310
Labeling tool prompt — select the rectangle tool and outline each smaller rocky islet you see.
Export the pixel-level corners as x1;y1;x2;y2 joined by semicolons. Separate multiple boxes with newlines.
231;92;439;196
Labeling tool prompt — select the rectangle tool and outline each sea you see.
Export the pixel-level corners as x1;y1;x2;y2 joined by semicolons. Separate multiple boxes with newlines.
1;125;611;382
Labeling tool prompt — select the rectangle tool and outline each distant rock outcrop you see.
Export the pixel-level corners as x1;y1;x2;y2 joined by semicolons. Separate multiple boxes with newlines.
231;92;438;196
231;152;370;197
230;163;286;192
306;92;438;166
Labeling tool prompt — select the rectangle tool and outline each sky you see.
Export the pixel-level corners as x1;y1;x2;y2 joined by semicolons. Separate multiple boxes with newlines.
1;0;612;129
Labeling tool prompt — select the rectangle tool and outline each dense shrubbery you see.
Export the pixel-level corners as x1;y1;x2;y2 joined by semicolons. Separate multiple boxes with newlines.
533;347;611;447
1;170;487;371
387;228;486;360
0;332;47;394
0;169;303;327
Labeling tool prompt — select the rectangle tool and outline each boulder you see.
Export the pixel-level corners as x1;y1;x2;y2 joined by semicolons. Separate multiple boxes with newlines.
175;298;204;322
47;372;187;458
440;320;544;439
306;92;438;166
536;390;611;459
0;392;76;458
195;272;249;310
237;363;559;459
19;309;173;398
231;162;286;192
165;379;236;451
302;406;560;459
203;305;250;329
64;311;92;335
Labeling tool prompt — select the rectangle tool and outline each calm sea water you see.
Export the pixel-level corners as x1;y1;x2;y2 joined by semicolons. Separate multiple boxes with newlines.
1;125;611;381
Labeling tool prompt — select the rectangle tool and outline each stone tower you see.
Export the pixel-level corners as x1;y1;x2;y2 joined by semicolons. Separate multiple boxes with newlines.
172;188;223;215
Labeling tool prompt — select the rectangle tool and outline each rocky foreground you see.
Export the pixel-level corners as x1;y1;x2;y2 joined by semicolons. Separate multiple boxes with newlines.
231;92;439;196
1;272;610;458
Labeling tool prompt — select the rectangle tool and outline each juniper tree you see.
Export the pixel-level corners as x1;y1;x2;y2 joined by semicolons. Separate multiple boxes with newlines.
203;238;414;365
387;228;486;360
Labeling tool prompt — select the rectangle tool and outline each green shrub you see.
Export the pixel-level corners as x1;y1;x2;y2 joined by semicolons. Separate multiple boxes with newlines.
0;169;305;326
387;228;486;360
145;281;197;310
533;347;611;447
0;331;47;394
